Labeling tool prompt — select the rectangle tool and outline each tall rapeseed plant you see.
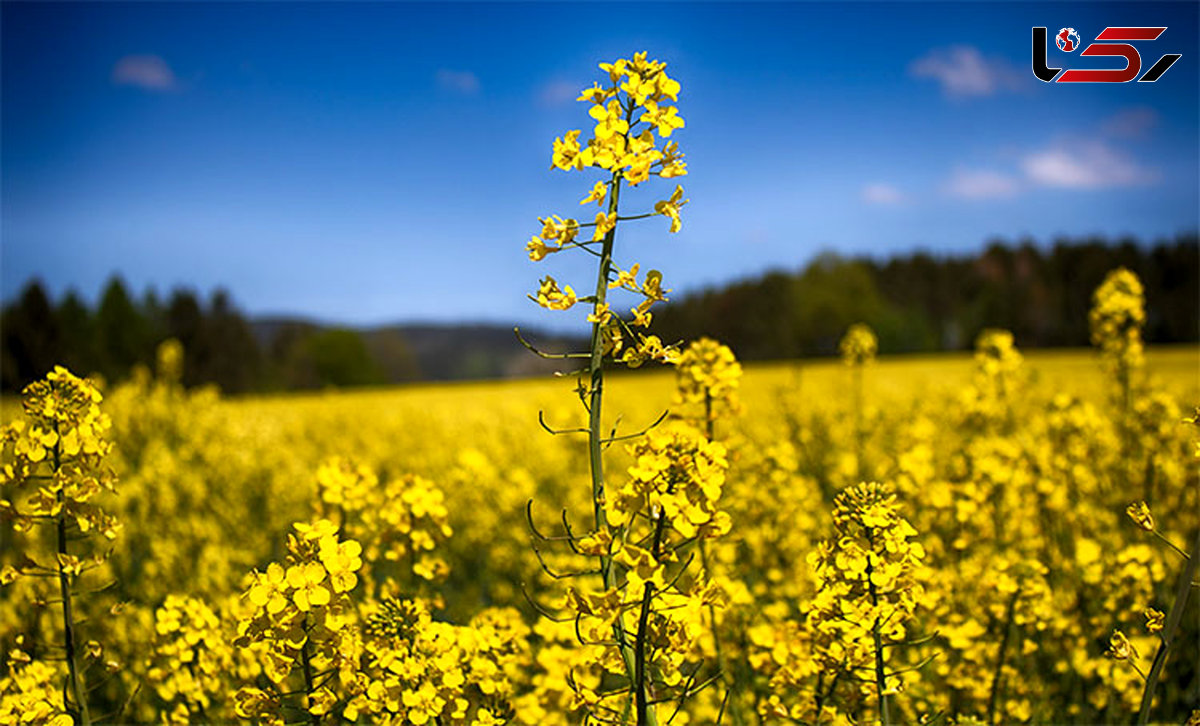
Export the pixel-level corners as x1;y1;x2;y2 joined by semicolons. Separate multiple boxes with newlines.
520;52;728;725
1;367;121;725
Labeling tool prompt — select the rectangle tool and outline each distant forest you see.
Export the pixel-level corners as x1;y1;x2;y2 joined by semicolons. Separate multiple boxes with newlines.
2;234;1196;393
656;234;1198;360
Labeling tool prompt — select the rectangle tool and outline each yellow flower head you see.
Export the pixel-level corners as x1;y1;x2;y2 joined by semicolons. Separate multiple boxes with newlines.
1104;629;1138;661
1126;501;1155;532
839;323;878;366
654;185;687;233
1143;607;1165;633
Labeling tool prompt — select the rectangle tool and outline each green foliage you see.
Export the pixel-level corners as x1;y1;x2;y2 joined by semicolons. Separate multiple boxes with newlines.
306;328;383;388
0;281;406;393
655;235;1198;360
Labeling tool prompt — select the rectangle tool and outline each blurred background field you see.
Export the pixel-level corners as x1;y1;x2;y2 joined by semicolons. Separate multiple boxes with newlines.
5;344;1196;436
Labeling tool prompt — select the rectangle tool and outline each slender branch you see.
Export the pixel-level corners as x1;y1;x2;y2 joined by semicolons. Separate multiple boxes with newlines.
601;410;670;445
539;410;589;436
519;582;574;623
988;588;1021;725
881;630;941;649
514;327;589;360
1136;524;1200;725
525;500;582;544
299;620;320;726
1152;530;1190;560
531;544;600;580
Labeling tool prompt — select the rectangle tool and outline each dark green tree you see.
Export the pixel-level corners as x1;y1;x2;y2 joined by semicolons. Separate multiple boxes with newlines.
0;280;60;389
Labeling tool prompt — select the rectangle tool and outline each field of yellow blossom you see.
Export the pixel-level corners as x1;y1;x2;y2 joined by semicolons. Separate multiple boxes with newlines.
3;50;1199;726
1;342;1196;725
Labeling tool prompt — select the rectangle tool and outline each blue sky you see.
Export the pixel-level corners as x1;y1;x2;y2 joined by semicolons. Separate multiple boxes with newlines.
3;1;1197;331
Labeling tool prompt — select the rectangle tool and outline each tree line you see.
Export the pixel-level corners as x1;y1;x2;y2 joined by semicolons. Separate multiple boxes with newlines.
653;234;1198;360
2;235;1196;392
0;281;410;393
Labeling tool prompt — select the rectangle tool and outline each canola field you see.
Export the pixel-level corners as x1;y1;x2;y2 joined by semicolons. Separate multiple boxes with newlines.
3;51;1199;726
1;341;1197;725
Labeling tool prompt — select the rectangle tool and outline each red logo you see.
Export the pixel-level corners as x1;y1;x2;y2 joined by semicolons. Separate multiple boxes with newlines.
1032;27;1182;83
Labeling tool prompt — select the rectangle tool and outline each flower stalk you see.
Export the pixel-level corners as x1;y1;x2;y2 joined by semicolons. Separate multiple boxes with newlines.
1136;524;1200;725
53;427;91;726
523;52;694;725
987;587;1021;725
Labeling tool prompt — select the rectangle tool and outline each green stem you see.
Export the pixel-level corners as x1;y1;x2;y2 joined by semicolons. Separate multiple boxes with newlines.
300;618;320;726
987;588;1021;725
635;495;671;726
701;390;742;726
53;424;90;726
1151;529;1190;561
1120;359;1133;487
853;364;865;479
704;390;714;442
865;530;891;726
634;580;655;726
585;98;654;726
815;671;840;718
1135;524;1200;725
587;168;620;556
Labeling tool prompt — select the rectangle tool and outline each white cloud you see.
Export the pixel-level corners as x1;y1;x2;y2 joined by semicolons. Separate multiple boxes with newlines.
435;69;480;95
861;183;904;205
111;55;178;91
538;80;579;108
944;168;1020;199
1021;141;1158;189
909;46;1021;97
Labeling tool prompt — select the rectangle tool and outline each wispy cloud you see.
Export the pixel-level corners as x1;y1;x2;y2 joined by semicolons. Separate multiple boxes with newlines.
909;46;1022;98
1021;141;1158;189
861;183;904;205
944;168;1020;200
111;54;178;92
537;79;580;108
1100;107;1158;139
435;69;480;95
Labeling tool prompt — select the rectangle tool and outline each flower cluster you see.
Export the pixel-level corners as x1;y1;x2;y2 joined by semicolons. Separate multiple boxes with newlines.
232;520;363;722
960;329;1025;429
549;53;686;182
0;652;72;726
525;52;688;370
1;367;118;539
314;459;452;587
1089;267;1146;376
673;337;743;429
368;474;453;584
557;424;730;718
838;324;878;367
343;598;527;724
974;329;1023;382
607;426;730;538
146;595;235;723
807;482;925;697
